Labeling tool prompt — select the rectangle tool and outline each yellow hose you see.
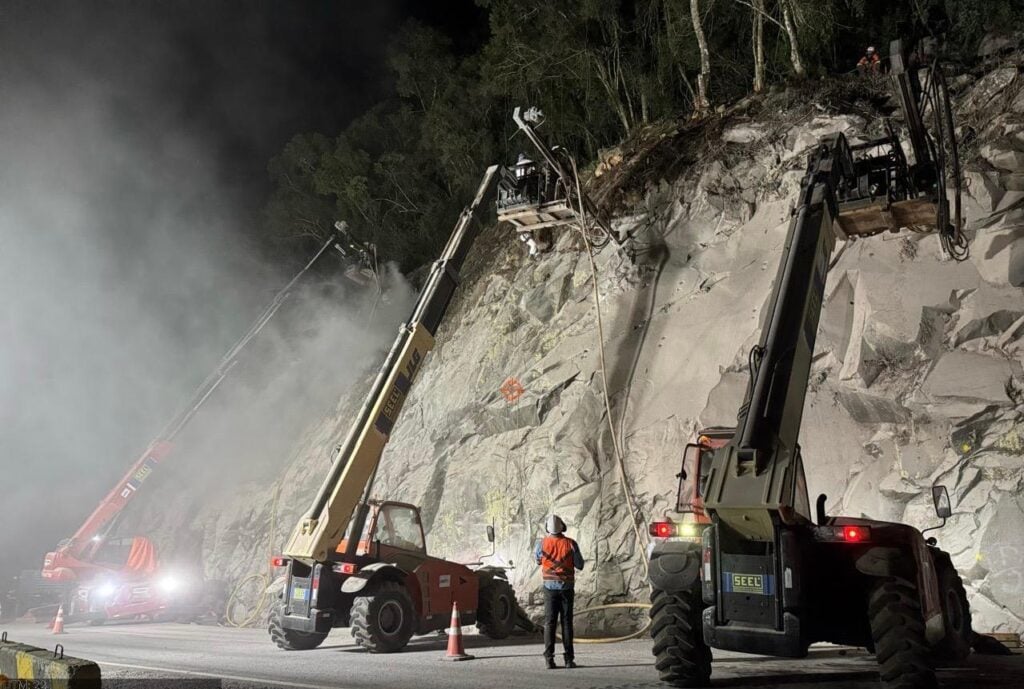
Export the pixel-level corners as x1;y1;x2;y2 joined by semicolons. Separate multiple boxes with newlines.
225;483;281;627
225;572;270;628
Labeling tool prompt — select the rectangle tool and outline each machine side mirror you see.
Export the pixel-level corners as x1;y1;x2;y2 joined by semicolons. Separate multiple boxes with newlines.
486;525;495;543
932;485;952;519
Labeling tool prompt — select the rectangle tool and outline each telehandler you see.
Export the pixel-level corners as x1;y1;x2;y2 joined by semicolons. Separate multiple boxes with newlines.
647;40;972;689
271;167;522;653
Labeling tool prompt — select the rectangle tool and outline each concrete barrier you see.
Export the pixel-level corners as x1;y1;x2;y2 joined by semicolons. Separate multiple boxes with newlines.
0;633;100;689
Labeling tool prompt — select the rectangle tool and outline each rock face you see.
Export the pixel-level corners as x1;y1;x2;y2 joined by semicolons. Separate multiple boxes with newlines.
137;59;1024;635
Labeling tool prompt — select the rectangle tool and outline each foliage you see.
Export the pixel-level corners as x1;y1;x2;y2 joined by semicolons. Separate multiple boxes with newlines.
262;0;1024;270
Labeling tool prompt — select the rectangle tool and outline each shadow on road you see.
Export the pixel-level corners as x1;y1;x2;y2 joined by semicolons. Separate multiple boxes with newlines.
709;670;877;687
333;633;537;655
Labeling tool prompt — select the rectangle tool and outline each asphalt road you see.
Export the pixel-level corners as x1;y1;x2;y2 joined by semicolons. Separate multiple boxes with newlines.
2;620;1022;689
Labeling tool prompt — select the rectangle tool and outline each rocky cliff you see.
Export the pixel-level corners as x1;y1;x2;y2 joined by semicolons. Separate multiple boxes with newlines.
139;53;1024;636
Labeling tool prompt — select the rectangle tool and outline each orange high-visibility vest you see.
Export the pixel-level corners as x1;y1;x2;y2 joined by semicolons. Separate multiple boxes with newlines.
539;535;576;583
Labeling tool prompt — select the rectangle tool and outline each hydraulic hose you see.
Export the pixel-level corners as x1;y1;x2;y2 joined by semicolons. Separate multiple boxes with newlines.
556;602;653;644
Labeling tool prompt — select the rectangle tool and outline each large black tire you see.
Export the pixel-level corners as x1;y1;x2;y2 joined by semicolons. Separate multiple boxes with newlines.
932;553;972;663
351;581;415;653
477;580;516;639
868;577;936;689
649;585;711;687
268;599;328;651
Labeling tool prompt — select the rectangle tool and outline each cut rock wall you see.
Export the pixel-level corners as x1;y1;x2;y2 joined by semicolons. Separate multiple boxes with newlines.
139;59;1024;635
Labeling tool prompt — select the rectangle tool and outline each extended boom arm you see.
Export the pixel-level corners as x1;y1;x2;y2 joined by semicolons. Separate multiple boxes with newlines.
702;136;852;541
283;166;500;563
46;236;337;574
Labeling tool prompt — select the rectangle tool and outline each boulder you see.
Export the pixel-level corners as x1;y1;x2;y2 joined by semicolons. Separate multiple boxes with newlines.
978;493;1024;619
921;351;1019;407
980;141;1024;172
958;67;1018;116
722;123;768;144
972;225;1024;288
977;32;1023;58
837;389;910;424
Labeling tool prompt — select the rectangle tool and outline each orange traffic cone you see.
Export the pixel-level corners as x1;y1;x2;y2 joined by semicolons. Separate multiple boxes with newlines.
51;605;66;635
443;601;473;661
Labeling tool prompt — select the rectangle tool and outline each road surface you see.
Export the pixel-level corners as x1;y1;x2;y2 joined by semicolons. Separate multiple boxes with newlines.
2;620;1021;688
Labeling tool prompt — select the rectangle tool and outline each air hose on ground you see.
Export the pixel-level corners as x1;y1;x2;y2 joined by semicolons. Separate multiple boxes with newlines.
562;602;653;644
225;572;271;628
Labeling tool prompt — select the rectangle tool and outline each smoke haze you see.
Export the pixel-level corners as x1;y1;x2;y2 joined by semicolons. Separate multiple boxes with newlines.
0;2;414;584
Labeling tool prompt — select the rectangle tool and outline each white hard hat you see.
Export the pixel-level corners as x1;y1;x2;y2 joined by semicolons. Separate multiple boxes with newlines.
545;515;566;535
866;46;876;53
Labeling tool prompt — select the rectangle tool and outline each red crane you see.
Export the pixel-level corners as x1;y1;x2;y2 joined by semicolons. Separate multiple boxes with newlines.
32;236;343;624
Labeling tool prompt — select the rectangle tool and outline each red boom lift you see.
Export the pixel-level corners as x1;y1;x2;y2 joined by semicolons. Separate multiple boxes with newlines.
21;237;342;624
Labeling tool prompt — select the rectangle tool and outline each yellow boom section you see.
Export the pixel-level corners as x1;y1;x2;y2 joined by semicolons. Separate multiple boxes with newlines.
283;165;499;563
283;323;435;561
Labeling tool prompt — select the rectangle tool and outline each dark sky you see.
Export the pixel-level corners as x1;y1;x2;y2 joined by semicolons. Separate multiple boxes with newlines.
0;0;486;583
2;0;487;227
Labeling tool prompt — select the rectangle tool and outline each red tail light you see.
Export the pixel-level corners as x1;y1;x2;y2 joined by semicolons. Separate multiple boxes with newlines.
841;526;868;543
814;524;872;543
333;562;358;575
649;521;675;538
270;556;289;568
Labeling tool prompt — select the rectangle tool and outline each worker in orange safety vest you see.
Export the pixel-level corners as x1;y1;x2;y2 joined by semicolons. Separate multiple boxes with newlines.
534;514;585;669
857;46;881;74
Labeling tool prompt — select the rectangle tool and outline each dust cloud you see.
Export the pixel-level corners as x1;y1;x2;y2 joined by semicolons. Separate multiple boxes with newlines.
0;3;414;585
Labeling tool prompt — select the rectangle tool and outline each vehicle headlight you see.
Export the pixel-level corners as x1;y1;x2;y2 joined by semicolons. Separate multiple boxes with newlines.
158;575;181;593
97;583;117;599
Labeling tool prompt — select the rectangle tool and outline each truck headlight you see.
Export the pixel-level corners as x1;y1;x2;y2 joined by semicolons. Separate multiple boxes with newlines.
158;575;181;593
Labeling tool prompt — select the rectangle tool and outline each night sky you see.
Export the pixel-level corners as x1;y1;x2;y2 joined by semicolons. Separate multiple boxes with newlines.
2;0;486;227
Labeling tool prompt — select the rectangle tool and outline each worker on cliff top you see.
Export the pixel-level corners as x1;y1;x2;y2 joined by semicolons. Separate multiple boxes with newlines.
857;46;881;74
535;514;585;669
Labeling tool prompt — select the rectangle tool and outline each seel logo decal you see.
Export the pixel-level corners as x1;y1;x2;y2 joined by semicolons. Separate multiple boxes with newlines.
723;571;774;595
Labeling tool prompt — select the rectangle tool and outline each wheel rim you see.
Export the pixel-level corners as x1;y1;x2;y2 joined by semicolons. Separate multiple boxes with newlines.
497;595;512;623
378;600;404;637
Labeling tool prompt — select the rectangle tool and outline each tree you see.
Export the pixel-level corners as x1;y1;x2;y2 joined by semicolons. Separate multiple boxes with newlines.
690;0;712;113
263;133;336;247
752;0;765;93
779;0;807;79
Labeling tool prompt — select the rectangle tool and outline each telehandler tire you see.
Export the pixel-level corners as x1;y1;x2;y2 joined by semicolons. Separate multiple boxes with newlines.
868;577;936;689
932;552;972;663
477;579;516;639
351;581;415;653
268;599;328;651
649;584;711;687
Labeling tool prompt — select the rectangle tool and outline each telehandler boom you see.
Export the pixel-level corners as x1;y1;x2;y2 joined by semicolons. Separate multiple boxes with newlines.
272;166;527;653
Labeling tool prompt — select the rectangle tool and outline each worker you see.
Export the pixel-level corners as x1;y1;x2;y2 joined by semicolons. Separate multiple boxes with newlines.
857;46;881;75
518;230;552;257
534;514;584;669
